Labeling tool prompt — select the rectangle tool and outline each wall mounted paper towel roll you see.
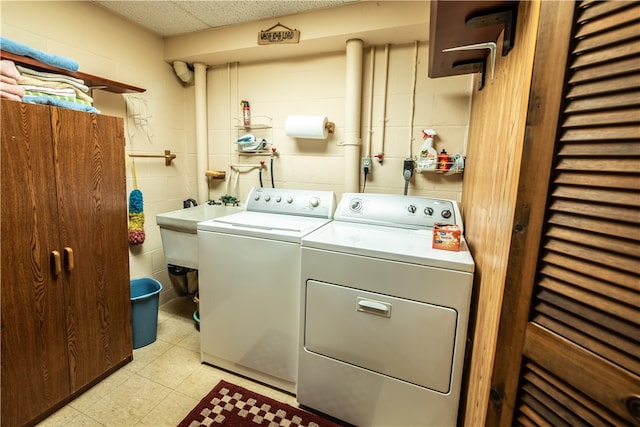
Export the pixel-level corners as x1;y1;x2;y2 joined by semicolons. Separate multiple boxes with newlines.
285;115;331;139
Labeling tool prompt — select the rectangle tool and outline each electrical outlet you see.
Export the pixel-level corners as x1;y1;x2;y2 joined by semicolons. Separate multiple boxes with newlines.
403;158;415;173
361;157;372;174
403;158;415;180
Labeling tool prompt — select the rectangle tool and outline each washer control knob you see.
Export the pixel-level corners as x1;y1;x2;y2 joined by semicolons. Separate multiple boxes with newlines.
254;194;260;201
309;197;320;208
264;195;271;202
441;209;452;219
424;207;434;216
408;204;417;214
287;196;293;204
275;196;282;203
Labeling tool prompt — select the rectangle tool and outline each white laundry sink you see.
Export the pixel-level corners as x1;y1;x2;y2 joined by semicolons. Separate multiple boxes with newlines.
157;204;243;269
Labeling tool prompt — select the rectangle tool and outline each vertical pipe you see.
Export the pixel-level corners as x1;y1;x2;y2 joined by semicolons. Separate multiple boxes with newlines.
380;44;390;159
408;40;419;158
365;45;375;158
194;62;208;204
344;39;363;194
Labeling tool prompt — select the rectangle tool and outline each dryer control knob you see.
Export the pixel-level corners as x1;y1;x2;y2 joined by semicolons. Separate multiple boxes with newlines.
424;207;434;216
350;199;363;212
265;195;271;202
254;194;260;201
275;196;282;203
309;197;320;208
287;197;293;204
408;204;417;214
441;209;452;219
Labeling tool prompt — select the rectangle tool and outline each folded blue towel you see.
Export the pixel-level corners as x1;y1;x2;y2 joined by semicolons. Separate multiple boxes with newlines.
0;37;79;72
22;95;99;114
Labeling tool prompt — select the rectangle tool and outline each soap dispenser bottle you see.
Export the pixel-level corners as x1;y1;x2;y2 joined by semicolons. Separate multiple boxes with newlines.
417;128;438;172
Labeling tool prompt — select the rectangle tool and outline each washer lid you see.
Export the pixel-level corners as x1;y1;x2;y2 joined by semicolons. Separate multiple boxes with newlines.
301;221;474;272
198;211;332;242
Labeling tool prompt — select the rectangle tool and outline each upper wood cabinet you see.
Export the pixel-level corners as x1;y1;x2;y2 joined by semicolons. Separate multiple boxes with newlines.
429;1;519;82
1;100;132;426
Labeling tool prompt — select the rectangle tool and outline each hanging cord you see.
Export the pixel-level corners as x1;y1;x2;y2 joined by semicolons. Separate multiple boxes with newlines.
362;168;369;192
270;157;275;188
270;147;277;188
259;161;265;187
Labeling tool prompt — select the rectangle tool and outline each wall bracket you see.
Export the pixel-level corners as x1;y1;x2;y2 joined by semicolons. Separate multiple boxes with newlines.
452;60;486;91
465;5;518;56
444;41;496;90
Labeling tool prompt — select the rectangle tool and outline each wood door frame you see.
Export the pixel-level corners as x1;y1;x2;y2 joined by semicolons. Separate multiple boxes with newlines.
486;1;577;425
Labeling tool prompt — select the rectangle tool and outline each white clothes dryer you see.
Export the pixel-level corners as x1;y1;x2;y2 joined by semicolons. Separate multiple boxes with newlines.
197;187;335;393
297;193;475;426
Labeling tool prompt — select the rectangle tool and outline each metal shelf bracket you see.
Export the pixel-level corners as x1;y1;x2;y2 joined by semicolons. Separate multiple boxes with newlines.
443;42;496;90
465;5;518;56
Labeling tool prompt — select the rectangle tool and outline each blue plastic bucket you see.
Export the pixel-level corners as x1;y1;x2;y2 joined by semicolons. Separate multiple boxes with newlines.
130;278;163;349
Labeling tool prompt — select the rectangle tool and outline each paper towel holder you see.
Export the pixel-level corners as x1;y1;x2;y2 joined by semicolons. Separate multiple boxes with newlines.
285;115;335;139
325;121;335;134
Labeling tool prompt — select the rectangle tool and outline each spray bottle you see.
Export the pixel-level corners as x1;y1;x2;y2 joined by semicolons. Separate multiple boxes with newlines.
417;128;438;172
241;100;251;126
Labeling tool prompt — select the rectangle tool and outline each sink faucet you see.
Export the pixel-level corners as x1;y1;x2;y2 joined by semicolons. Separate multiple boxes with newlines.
183;198;198;208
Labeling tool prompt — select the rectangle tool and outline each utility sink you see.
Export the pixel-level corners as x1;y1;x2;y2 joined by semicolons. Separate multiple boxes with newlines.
157;204;243;269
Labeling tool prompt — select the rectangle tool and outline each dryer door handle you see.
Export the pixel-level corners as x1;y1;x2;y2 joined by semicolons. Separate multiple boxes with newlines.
357;298;391;318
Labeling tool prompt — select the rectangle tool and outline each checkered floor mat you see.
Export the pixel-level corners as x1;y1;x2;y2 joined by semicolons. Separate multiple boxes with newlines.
177;380;346;427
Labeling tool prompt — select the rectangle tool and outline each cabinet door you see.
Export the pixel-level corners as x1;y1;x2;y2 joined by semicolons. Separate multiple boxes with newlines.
1;100;71;426
50;107;132;392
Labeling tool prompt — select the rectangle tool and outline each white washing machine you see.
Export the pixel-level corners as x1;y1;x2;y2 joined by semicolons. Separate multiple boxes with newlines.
197;187;335;393
297;193;475;426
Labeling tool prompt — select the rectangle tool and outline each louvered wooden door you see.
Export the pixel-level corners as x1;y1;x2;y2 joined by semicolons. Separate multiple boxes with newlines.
490;1;640;426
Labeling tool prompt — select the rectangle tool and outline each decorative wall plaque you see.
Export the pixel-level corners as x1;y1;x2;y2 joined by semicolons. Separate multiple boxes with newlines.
258;22;300;45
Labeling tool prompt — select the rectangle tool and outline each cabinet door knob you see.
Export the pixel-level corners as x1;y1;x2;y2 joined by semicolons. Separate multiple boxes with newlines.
64;247;74;271
51;250;61;276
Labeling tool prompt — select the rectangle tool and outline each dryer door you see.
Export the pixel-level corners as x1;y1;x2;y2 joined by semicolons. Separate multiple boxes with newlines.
304;280;458;393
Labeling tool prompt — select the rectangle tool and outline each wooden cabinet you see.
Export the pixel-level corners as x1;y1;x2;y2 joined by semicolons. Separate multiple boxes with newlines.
1;100;132;426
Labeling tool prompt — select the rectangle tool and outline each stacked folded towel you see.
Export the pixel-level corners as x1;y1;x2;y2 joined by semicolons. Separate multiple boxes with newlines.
1;59;25;101
18;66;99;113
0;37;79;72
1;37;99;113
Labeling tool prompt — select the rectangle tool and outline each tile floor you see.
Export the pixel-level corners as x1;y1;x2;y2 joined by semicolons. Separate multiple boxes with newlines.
37;296;299;426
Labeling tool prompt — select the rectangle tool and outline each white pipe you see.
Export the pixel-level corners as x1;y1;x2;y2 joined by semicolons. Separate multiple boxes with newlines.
344;39;364;193
380;44;390;159
408;41;419;158
365;46;375;158
194;62;209;204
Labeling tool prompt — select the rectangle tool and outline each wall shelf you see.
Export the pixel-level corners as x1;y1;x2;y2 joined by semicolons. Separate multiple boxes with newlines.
1;50;145;94
234;116;272;155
